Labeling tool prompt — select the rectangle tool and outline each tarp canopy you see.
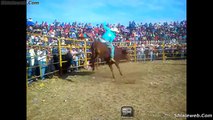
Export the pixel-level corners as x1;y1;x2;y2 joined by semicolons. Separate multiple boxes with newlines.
27;21;35;26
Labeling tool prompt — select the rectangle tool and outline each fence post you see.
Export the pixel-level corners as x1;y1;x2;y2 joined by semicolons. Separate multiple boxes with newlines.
58;37;63;75
134;43;137;62
162;41;166;62
84;40;88;67
26;67;28;86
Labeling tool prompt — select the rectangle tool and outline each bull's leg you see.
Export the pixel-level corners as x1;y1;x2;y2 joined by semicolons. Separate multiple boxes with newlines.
92;52;97;71
92;62;95;71
95;50;101;70
91;56;95;71
115;62;123;76
108;64;115;79
96;57;99;70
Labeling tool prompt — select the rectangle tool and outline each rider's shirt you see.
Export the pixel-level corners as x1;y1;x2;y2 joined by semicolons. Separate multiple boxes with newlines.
102;23;116;42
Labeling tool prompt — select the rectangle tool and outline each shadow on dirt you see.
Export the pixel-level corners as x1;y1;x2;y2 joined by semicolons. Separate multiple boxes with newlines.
60;71;95;80
165;63;186;66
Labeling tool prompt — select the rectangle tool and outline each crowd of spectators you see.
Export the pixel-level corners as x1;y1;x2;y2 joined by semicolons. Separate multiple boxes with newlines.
26;18;187;82
135;43;186;62
27;18;186;45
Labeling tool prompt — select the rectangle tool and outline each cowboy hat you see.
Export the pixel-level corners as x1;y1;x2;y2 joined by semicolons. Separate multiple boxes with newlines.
111;27;119;33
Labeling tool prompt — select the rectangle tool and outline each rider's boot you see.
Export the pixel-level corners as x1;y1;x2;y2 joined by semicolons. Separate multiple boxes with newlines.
110;58;116;62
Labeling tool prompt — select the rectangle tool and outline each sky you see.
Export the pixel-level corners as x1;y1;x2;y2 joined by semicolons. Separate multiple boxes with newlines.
27;0;186;26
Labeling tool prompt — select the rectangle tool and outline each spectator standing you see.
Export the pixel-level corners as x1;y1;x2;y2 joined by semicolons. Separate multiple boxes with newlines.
29;46;36;77
137;45;142;61
46;47;55;77
71;48;79;71
149;44;154;61
181;44;185;59
141;44;146;62
65;48;73;72
27;47;31;78
31;47;39;78
79;48;85;65
37;47;47;80
137;44;146;62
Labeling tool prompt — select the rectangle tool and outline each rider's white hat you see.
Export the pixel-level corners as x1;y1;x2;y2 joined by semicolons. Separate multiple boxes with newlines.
111;27;119;33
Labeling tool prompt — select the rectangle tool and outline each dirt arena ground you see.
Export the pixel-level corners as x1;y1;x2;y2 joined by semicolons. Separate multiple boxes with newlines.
27;60;186;120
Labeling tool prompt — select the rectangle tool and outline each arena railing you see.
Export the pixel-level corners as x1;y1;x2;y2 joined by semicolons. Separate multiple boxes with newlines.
26;32;95;83
26;32;186;83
